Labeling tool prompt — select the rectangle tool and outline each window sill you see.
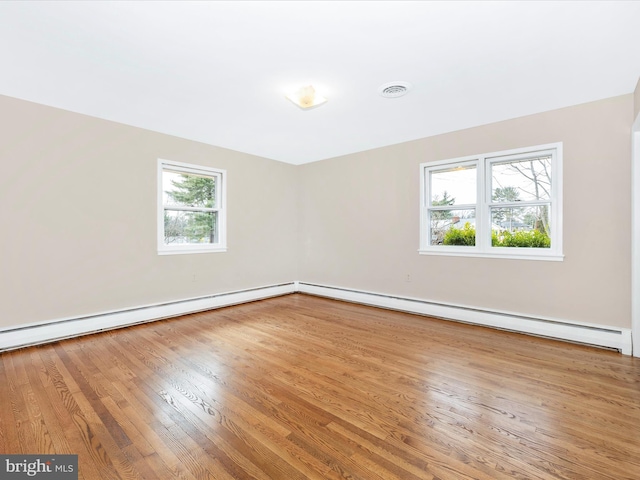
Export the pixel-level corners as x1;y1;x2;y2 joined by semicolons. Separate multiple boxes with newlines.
158;246;227;255
418;249;564;262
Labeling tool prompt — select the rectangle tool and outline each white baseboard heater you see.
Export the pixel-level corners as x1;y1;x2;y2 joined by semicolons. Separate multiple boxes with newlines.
295;282;633;355
0;283;296;352
0;281;632;355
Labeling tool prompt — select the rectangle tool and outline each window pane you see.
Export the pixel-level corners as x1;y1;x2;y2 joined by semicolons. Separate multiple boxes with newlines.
491;205;550;248
430;166;476;206
163;170;217;208
491;156;551;202
429;209;475;246
164;210;218;245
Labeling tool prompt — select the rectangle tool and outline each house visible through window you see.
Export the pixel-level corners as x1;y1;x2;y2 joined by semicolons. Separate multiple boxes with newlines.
158;159;226;255
420;143;563;260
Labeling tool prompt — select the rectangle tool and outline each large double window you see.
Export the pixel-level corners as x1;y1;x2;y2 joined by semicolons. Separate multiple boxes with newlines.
158;159;227;255
420;143;563;260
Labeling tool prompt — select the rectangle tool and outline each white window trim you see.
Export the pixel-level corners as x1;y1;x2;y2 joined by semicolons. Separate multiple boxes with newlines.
157;159;227;255
419;143;563;261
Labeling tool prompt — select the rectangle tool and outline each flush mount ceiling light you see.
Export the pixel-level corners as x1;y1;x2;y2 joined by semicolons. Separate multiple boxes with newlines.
286;85;327;110
378;81;412;98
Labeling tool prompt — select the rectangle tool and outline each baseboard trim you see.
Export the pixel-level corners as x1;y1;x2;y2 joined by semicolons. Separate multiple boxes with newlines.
0;283;296;352
296;282;633;355
1;281;632;355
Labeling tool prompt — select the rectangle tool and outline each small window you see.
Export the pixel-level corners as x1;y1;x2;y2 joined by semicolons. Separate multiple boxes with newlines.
420;143;563;260
158;159;226;255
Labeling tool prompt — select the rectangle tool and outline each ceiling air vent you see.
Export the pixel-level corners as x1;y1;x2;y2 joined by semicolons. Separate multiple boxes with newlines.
378;81;412;98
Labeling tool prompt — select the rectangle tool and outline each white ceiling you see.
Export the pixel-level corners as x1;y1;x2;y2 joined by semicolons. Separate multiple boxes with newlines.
1;1;639;165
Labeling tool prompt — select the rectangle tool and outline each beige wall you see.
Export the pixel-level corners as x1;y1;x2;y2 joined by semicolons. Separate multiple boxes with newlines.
298;94;633;328
635;77;640;122
0;95;298;328
1;92;634;332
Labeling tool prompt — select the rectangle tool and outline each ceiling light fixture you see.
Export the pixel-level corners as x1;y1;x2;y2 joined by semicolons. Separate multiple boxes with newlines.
286;85;327;110
378;81;412;98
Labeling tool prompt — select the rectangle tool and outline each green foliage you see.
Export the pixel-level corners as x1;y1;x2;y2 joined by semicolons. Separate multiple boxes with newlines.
431;191;456;223
164;211;217;244
443;222;476;246
168;174;216;208
491;230;500;246
443;223;551;248
165;174;217;243
492;186;520;202
492;186;522;225
492;229;551;248
432;191;455;207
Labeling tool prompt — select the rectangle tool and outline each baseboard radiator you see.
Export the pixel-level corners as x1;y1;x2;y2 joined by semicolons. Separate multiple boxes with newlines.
0;281;632;355
0;283;296;352
295;282;633;355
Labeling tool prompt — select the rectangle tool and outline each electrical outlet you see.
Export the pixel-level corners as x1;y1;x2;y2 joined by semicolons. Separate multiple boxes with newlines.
405;274;411;282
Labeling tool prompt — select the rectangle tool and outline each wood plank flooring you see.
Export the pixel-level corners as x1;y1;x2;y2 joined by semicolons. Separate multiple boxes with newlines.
1;293;639;479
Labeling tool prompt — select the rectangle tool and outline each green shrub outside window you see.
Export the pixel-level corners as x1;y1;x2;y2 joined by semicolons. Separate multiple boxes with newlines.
443;223;551;248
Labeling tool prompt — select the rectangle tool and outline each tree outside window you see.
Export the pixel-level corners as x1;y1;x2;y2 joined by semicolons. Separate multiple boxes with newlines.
158;160;226;255
420;143;562;260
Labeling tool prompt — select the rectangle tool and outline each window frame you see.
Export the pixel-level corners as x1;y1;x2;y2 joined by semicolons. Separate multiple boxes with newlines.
157;159;227;255
419;143;563;261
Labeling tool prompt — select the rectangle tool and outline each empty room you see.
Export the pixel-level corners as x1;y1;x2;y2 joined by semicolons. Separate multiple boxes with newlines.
1;1;639;479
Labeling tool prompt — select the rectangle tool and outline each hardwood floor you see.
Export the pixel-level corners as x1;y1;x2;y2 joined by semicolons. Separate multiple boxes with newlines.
1;293;639;479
